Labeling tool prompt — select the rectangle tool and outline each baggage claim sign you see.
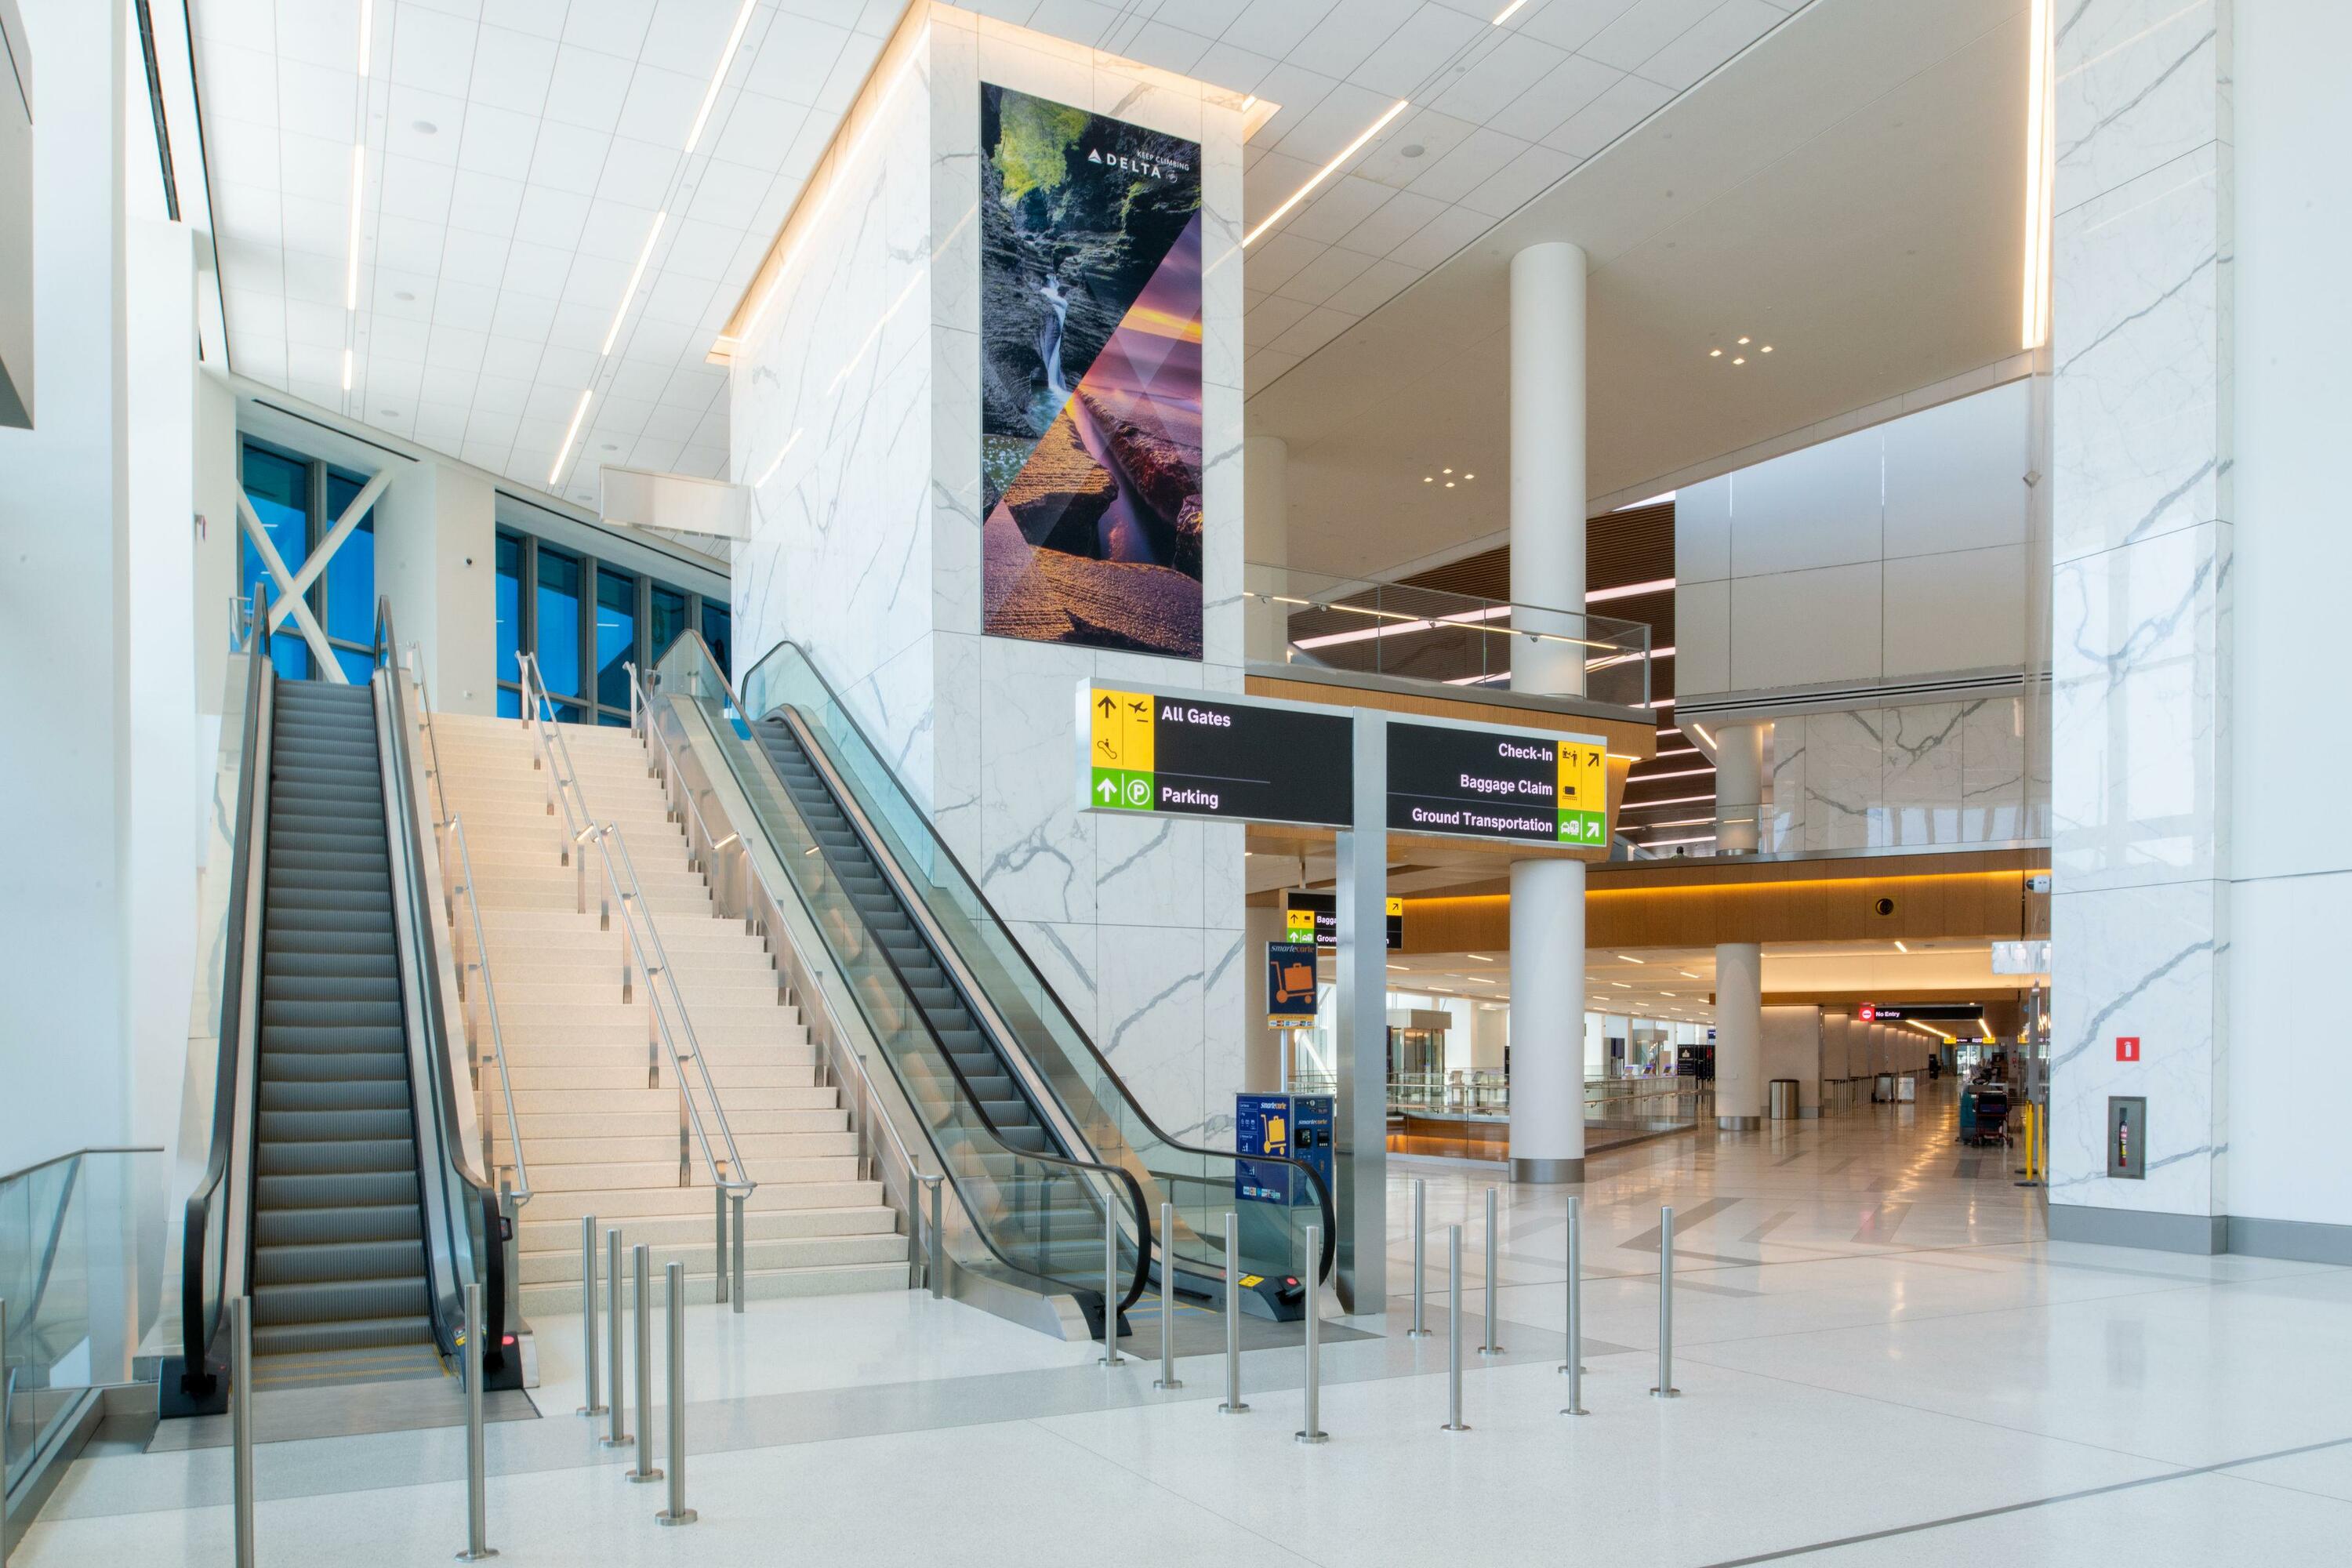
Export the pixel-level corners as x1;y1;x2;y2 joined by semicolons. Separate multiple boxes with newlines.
1077;683;1613;848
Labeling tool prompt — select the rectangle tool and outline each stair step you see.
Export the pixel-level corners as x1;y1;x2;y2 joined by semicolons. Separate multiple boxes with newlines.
517;1260;909;1316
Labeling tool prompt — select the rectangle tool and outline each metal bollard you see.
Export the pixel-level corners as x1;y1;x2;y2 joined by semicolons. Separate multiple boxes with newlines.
731;1192;746;1314
231;1295;256;1568
1440;1225;1468;1432
604;1229;633;1446
1560;1194;1589;1415
1153;1200;1182;1390
1406;1178;1431;1337
655;1261;697;1526
713;1186;729;1305
626;1245;662;1483
1099;1201;1125;1366
577;1216;606;1417
1295;1223;1327;1444
1479;1186;1506;1356
1650;1205;1680;1399
925;1175;945;1299
1217;1210;1249;1414
458;1283;496;1560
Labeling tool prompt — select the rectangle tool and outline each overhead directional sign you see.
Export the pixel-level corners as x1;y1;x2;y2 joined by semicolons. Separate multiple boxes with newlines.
1284;891;1402;950
1077;684;1355;829
1386;720;1612;847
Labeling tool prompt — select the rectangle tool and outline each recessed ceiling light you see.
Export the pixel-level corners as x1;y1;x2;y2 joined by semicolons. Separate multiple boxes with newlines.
380;408;400;417
1423;476;1433;482
1737;336;1750;344
1401;143;1426;158
1616;954;1644;964
1443;466;1452;474
394;290;416;302
1732;356;1745;365
1610;982;1631;989
1760;344;1773;353
1462;473;1475;480
412;120;437;136
1444;481;1454;488
1709;348;1722;357
601;442;619;451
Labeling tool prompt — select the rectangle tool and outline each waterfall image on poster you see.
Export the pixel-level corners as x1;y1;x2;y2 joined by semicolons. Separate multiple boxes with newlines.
980;84;1203;659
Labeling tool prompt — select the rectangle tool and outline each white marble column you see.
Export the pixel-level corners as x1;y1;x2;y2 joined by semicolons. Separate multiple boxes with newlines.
1241;899;1289;1091
1714;943;1763;1129
2045;0;2233;1250
1506;241;1589;1183
1243;434;1288;664
1714;721;1765;855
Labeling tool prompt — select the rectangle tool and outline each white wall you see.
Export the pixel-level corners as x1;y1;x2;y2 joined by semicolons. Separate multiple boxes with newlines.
1760;1005;1820;1112
0;0;127;1174
376;459;497;716
2218;0;2352;1233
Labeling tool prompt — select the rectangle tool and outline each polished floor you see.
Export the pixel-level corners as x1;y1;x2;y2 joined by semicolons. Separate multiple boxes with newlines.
25;1086;2352;1565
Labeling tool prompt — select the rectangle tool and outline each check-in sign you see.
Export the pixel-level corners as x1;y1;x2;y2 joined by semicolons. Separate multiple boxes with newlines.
1386;720;1612;846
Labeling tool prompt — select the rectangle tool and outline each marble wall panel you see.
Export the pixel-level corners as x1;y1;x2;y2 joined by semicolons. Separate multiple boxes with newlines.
1802;708;1882;851
1959;696;2027;843
1882;702;1967;847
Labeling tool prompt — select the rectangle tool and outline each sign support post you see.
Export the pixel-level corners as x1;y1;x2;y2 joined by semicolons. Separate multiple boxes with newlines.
1334;711;1387;1314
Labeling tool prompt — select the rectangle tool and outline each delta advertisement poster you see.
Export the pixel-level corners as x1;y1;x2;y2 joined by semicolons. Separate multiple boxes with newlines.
979;83;1205;660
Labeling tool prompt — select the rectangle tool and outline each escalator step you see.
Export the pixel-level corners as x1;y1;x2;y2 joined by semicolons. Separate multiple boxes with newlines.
258;1107;413;1142
254;1203;424;1247
260;1076;410;1112
258;1036;407;1065
257;1138;418;1176
253;1238;430;1287
256;1170;422;1210
252;1278;431;1328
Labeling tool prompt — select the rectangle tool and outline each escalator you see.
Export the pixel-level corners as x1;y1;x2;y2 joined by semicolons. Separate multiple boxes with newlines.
649;634;1332;1338
162;601;507;1414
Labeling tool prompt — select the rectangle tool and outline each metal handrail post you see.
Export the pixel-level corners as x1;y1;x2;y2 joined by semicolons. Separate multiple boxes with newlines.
576;1215;605;1417
1217;1210;1248;1414
604;1229;633;1446
232;1295;255;1567
457;1283;495;1560
1153;1200;1182;1390
713;1185;728;1305
655;1261;696;1526
1561;1195;1588;1416
1407;1178;1430;1337
1650;1206;1680;1399
626;1244;662;1483
1479;1186;1506;1356
924;1174;945;1298
1440;1226;1468;1432
1295;1223;1327;1444
1098;1202;1125;1366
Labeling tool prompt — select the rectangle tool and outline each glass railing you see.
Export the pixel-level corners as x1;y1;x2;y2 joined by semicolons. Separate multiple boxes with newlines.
668;634;1336;1305
648;640;1149;1318
1243;561;1653;710
4;1149;163;1501
1385;1073;1714;1123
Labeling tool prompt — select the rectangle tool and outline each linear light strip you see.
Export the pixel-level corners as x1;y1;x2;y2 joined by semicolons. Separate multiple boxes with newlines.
1586;576;1675;604
358;0;374;78
345;142;365;311
601;210;669;356
2021;0;2053;349
684;0;760;157
1245;98;1410;247
549;389;593;488
1492;0;1532;22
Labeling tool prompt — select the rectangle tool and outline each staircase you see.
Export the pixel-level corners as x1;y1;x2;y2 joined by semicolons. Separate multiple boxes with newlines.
425;709;908;1316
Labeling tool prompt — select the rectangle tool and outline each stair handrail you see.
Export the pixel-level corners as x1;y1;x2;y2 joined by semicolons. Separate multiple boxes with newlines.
396;646;532;1211
513;653;755;1214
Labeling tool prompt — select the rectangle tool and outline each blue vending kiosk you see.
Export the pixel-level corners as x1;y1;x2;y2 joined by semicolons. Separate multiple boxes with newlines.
1231;1092;1333;1320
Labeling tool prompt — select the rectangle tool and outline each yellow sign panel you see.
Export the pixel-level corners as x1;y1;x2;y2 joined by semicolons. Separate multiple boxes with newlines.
1385;896;1403;917
1285;908;1316;938
1087;688;1155;771
1555;740;1604;811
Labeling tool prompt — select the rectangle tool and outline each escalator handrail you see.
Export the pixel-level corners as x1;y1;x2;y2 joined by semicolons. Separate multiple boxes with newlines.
376;601;506;1369
177;599;272;1399
739;635;1337;1285
644;648;1149;1315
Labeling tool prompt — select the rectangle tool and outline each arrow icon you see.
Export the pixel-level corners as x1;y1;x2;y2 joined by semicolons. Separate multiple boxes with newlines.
1096;777;1117;802
1098;695;1116;717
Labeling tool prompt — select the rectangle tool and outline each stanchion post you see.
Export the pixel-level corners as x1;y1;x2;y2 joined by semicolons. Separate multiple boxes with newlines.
1407;1178;1430;1338
1295;1223;1328;1443
603;1229;633;1446
1098;1200;1124;1367
730;1193;746;1314
1650;1205;1680;1399
626;1244;662;1483
655;1261;696;1526
231;1295;256;1568
1560;1195;1588;1416
712;1186;728;1305
576;1215;605;1417
924;1174;945;1299
1440;1225;1468;1432
1217;1210;1249;1414
1479;1185;1506;1356
1153;1200;1182;1390
457;1282;497;1560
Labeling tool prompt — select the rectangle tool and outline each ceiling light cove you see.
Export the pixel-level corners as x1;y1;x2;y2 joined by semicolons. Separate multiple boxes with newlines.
1245;99;1411;247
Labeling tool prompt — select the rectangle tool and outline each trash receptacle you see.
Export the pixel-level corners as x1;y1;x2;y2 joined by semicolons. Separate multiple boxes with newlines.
1896;1073;1917;1103
1768;1079;1798;1120
1873;1072;1895;1102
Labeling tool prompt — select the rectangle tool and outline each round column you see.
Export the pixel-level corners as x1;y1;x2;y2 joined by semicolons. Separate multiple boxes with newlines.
1243;435;1290;664
1714;721;1766;854
1505;241;1590;1185
1714;942;1763;1129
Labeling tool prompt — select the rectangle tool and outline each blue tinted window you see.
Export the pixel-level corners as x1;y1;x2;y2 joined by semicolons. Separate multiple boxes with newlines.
650;585;687;662
535;547;583;698
240;446;307;615
495;532;523;685
267;633;310;682
332;646;375;685
597;710;630;728
323;473;377;645
701;599;731;678
595;568;637;711
496;685;521;720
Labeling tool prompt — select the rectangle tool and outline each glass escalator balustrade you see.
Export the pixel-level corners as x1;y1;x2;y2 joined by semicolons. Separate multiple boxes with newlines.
653;633;1333;1318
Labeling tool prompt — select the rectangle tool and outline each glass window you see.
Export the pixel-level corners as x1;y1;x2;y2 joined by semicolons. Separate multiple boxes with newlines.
496;685;521;720
597;711;630;728
595;567;637;712
239;446;307;613
649;584;688;662
700;599;731;678
267;634;310;682
322;473;378;645
535;546;583;699
332;646;375;685
495;532;523;687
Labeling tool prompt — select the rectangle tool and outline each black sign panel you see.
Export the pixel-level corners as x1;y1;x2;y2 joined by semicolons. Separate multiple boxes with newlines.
1385;720;1566;844
1860;1004;1988;1022
1283;892;1402;951
1086;686;1355;829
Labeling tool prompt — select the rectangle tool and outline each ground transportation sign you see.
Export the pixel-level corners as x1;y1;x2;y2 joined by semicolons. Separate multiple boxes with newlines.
1385;720;1610;845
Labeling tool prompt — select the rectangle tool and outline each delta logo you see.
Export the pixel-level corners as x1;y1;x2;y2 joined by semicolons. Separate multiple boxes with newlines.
1087;146;1189;181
